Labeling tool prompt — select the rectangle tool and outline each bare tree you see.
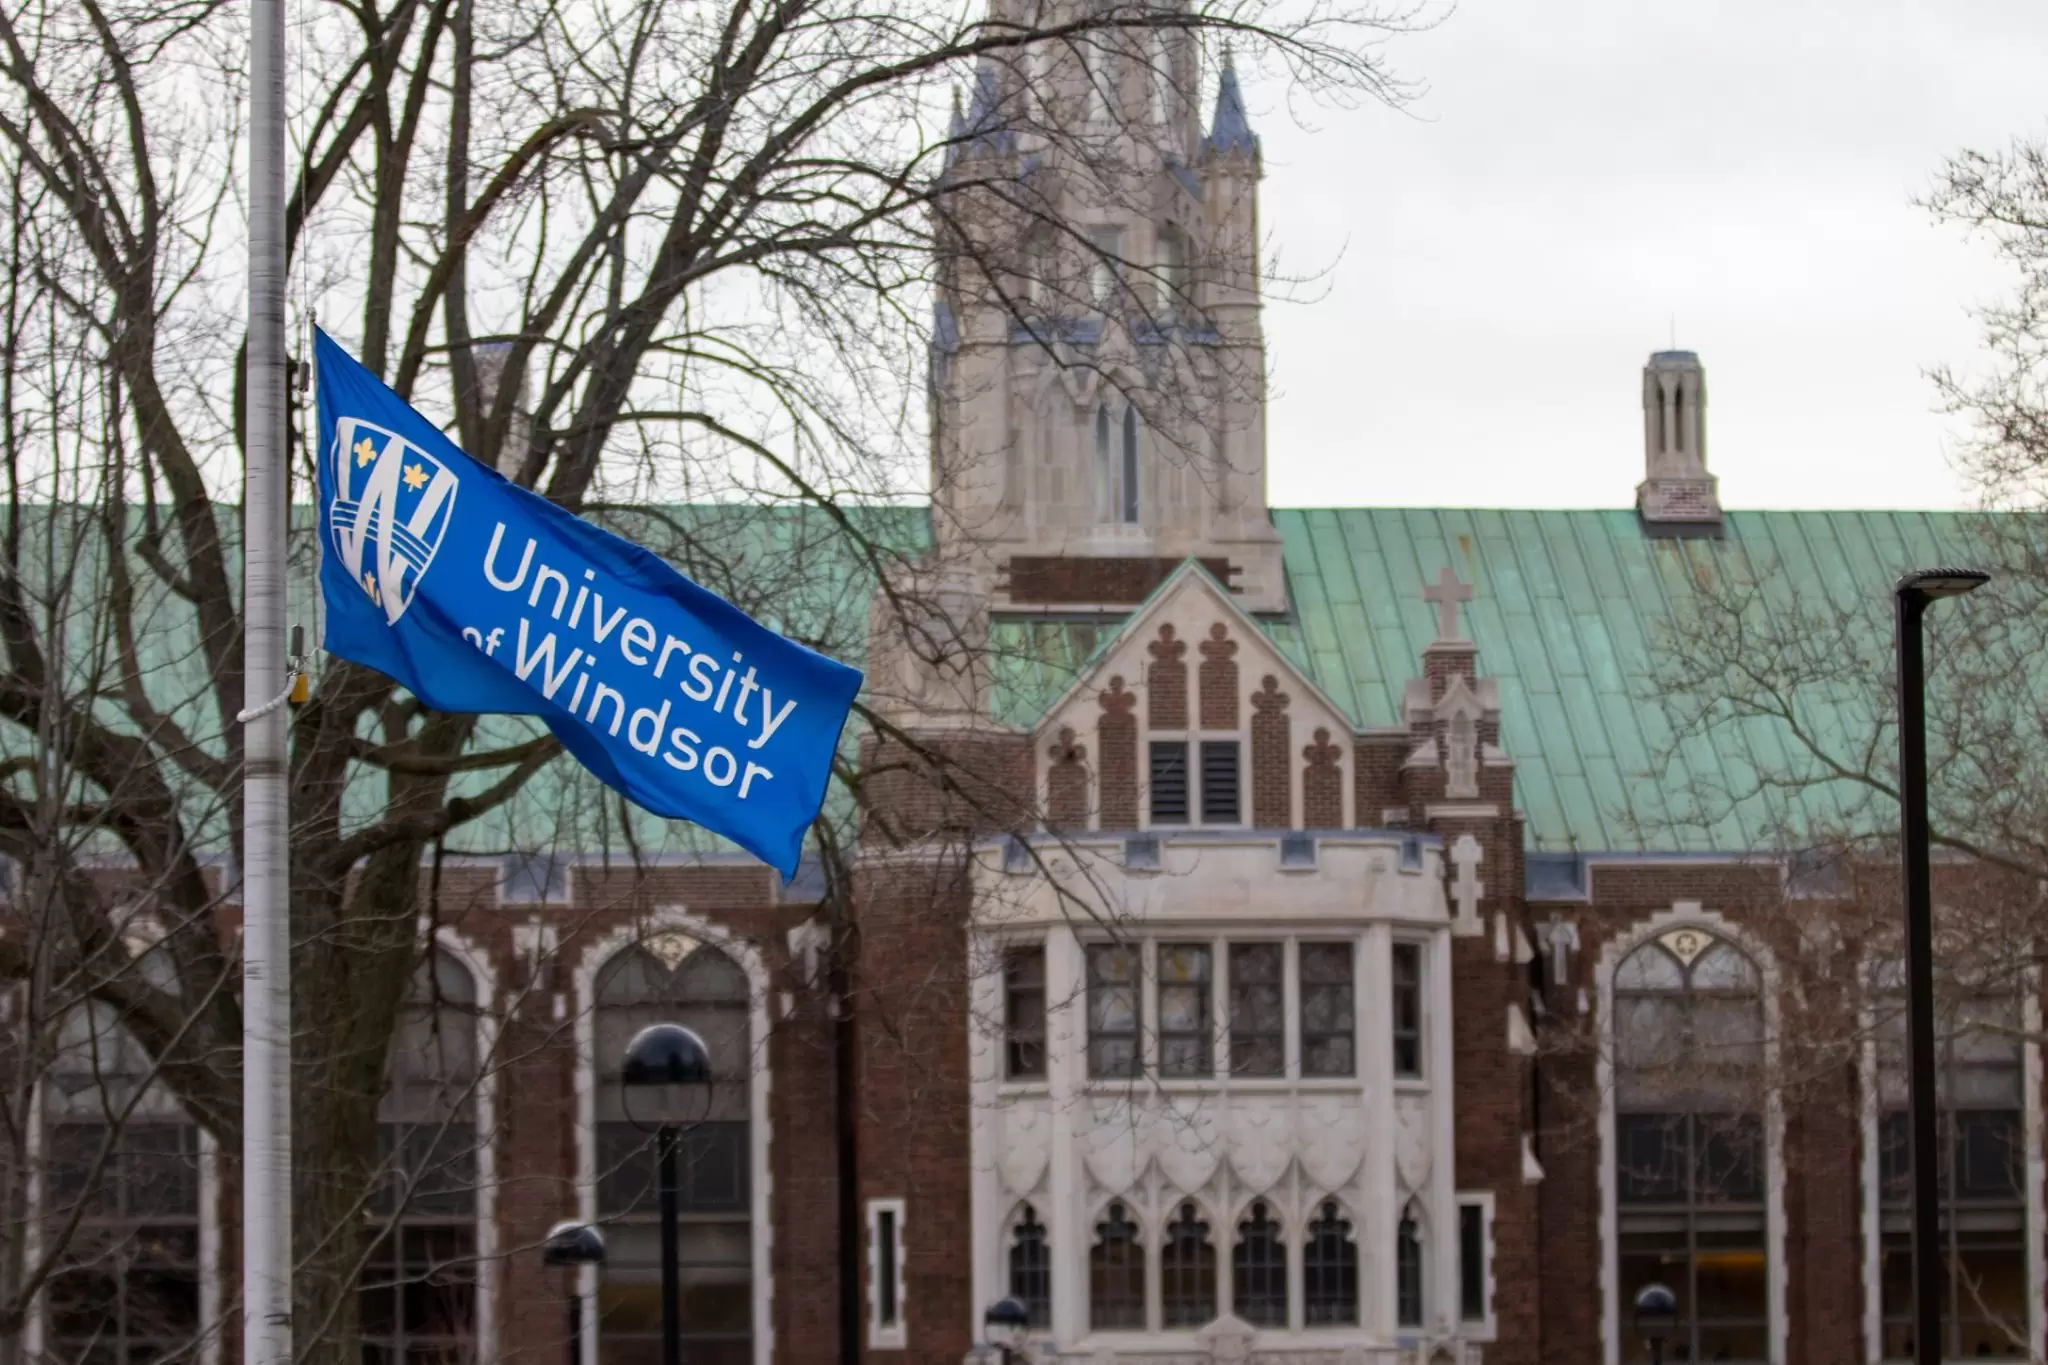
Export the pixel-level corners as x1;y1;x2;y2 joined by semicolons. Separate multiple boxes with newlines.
0;1;1412;1362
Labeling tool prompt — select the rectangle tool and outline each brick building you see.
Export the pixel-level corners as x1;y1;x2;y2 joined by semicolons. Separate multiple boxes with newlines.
26;22;2038;1365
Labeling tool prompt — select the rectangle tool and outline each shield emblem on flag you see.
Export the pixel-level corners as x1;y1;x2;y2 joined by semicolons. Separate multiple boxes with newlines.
327;416;460;625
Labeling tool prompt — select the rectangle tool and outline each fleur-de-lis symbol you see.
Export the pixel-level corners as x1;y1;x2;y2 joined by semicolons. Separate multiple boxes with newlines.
354;436;377;467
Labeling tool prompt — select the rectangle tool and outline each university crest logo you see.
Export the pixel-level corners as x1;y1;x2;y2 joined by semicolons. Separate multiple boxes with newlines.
328;416;460;625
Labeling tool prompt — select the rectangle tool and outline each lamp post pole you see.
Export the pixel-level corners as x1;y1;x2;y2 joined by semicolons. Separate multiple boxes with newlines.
621;1022;712;1365
1895;567;1989;1365
659;1124;682;1365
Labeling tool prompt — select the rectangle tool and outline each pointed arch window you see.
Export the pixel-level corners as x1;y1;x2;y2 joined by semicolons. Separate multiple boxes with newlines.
1395;1208;1424;1328
1233;1201;1287;1327
43;998;203;1365
1160;1201;1216;1328
1614;930;1767;1364
596;941;755;1365
1095;402;1140;525
1874;969;2027;1359
1120;406;1140;524
1089;1201;1145;1330
366;949;483;1365
1304;1200;1358;1326
1009;1205;1052;1328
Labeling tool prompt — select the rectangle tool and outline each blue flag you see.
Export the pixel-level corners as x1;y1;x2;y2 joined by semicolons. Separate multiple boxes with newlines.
313;328;862;879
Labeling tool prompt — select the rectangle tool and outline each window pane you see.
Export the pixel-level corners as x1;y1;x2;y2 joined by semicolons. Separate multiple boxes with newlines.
1304;1202;1358;1326
1228;943;1283;1077
1300;943;1354;1078
1160;1203;1216;1329
1395;1214;1423;1327
1090;1204;1145;1330
1005;947;1047;1080
1150;742;1189;825
1199;741;1241;824
1159;944;1212;1078
1010;1206;1052;1329
1232;1203;1286;1328
1458;1204;1486;1322
1088;945;1141;1079
1391;944;1422;1079
1615;1113;1686;1203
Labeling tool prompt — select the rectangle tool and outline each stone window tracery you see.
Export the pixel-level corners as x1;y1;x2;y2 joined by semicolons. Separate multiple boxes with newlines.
1305;1200;1359;1327
1233;1201;1287;1327
1009;1205;1052;1328
1089;1202;1145;1330
1160;1201;1216;1329
1395;1206;1424;1328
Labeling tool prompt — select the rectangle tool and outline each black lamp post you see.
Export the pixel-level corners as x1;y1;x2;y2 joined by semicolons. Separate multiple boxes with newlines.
542;1220;607;1365
983;1296;1031;1365
622;1022;714;1365
1632;1283;1677;1365
1895;566;1989;1365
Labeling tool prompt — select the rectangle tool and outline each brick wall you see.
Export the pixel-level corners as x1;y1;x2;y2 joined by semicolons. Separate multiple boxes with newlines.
1301;728;1344;828
849;852;976;1365
1002;556;1239;605
1146;625;1187;729
1249;675;1291;827
1097;677;1138;829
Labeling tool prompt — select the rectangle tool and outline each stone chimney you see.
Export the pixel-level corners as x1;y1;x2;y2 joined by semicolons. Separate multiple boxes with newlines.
1635;350;1721;534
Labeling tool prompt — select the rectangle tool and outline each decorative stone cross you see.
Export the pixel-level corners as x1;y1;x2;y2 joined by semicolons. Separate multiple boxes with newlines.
1449;834;1483;930
1422;566;1474;643
1540;912;1579;991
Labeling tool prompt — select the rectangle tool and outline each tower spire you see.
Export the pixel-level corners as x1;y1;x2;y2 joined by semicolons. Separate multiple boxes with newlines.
1205;49;1258;157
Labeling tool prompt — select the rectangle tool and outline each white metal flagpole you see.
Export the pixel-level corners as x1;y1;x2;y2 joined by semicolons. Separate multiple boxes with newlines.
243;2;293;1364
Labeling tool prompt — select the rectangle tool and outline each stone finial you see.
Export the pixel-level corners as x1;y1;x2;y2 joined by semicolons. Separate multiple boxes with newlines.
1637;349;1722;533
1422;566;1473;644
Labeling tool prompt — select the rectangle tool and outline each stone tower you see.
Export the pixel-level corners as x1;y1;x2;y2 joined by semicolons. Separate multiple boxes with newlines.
928;16;1288;612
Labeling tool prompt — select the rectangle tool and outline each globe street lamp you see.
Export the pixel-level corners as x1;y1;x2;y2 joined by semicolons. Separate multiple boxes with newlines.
542;1220;607;1365
1632;1283;1677;1365
622;1022;714;1365
1896;567;1989;1365
984;1296;1031;1365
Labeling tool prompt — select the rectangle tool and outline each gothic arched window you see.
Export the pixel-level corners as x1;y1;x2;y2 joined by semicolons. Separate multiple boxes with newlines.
1120;405;1141;524
1875;969;2026;1358
1232;1200;1286;1327
596;940;754;1365
1613;929;1767;1364
1395;1207;1424;1328
1089;1201;1145;1330
43;995;203;1365
1160;1201;1216;1328
1095;403;1115;520
1304;1200;1358;1326
366;949;482;1365
1009;1204;1052;1329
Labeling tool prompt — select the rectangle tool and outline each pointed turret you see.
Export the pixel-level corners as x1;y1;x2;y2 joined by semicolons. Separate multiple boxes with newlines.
1204;54;1258;159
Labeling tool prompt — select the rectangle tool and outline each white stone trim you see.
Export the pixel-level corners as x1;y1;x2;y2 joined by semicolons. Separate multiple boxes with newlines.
433;925;502;1365
572;908;776;1365
1594;902;1787;1365
866;1196;909;1349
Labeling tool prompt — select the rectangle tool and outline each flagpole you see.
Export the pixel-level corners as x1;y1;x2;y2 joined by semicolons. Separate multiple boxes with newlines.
243;3;293;1365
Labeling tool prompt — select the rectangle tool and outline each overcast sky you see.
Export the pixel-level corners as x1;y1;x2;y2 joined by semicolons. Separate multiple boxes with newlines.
1248;0;2048;511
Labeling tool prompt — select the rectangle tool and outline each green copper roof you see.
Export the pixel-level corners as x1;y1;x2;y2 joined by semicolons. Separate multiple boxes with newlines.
1268;507;1975;854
